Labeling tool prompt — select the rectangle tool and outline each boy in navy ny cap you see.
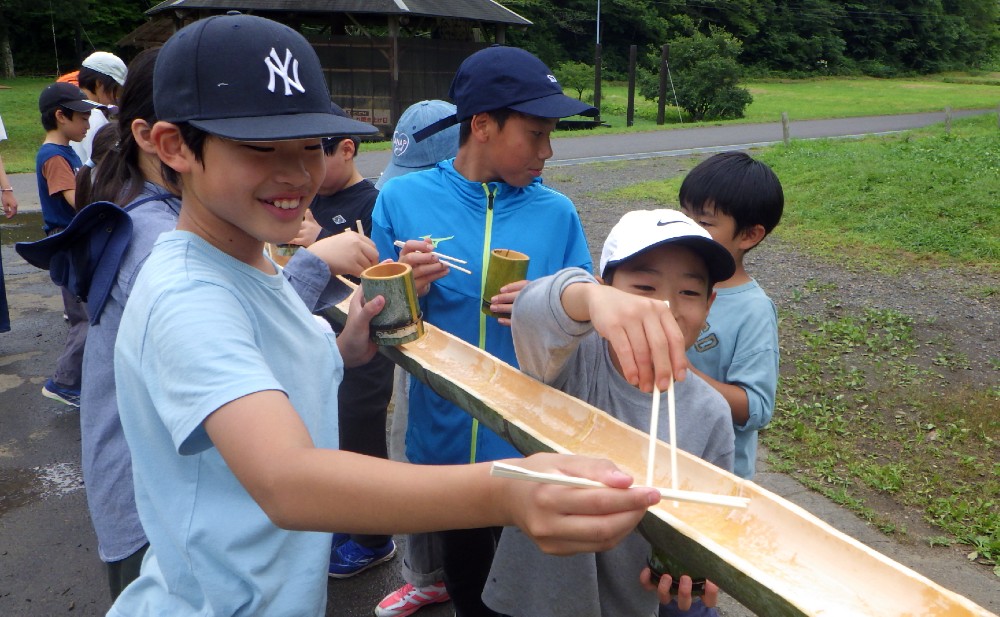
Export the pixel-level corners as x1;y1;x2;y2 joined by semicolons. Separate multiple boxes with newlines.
111;15;661;617
370;46;683;617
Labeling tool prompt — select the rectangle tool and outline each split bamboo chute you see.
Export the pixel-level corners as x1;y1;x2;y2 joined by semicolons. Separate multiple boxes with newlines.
321;281;996;617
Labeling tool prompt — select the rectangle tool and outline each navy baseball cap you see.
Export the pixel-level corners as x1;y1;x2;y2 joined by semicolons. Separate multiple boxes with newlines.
154;12;377;141
413;45;597;142
39;82;104;114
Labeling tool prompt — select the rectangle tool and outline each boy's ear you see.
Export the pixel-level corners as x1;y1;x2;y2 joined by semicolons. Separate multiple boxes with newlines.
737;223;767;251
468;112;493;143
150;121;194;174
131;119;157;154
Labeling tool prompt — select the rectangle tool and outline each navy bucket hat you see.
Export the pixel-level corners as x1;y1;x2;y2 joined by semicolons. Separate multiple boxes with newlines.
15;202;132;325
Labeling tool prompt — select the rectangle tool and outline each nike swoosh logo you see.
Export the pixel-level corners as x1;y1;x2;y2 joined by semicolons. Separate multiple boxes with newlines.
657;220;685;227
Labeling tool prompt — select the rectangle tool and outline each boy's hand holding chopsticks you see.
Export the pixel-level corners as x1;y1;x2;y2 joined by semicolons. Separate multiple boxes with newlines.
394;239;470;295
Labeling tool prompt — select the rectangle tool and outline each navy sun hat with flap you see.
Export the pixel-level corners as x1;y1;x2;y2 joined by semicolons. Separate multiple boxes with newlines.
154;12;377;141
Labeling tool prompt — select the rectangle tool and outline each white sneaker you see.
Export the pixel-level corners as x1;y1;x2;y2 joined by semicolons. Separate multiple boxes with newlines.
374;582;450;617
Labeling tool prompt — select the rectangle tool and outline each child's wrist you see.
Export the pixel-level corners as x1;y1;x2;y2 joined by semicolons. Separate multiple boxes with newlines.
0;187;13;192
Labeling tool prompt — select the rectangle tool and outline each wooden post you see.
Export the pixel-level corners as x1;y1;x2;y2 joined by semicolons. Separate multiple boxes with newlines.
594;43;602;121
781;112;790;146
627;44;637;127
945;106;952;135
656;44;668;125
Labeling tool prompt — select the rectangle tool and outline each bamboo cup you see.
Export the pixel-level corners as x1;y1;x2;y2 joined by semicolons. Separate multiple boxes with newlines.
481;249;530;317
360;262;425;345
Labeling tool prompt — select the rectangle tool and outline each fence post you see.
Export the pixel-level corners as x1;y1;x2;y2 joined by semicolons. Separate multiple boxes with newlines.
594;43;603;121
945;106;952;135
627;45;637;127
781;112;790;146
656;44;668;125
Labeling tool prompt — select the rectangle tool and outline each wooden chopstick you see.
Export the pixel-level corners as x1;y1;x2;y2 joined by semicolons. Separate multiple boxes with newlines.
490;462;749;509
393;240;472;274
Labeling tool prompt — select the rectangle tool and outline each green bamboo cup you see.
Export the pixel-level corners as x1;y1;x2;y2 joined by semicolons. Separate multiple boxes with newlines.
360;262;425;345
482;248;530;318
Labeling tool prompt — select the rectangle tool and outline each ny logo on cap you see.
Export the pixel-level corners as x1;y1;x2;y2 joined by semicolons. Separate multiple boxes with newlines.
265;48;305;96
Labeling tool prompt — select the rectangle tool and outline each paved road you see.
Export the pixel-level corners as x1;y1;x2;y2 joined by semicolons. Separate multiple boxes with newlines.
7;109;989;213
2;111;997;616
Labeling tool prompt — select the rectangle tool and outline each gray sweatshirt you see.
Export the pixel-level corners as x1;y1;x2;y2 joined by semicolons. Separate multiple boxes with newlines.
483;268;735;617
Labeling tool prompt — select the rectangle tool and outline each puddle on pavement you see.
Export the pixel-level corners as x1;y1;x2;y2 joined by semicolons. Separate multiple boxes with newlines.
0;461;83;515
1;211;45;244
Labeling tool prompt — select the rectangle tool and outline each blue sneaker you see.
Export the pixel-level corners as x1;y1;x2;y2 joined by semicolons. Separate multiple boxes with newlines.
42;379;80;408
328;538;396;579
331;532;351;548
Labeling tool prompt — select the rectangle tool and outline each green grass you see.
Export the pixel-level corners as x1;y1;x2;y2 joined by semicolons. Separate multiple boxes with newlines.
601;114;1000;271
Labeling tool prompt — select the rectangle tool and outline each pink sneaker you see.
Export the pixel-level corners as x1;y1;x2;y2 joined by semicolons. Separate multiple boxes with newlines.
374;582;450;617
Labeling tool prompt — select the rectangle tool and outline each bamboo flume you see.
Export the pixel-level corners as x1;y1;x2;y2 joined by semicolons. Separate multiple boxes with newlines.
321;285;995;617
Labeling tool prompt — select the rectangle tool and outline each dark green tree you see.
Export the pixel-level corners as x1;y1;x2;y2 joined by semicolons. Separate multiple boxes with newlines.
639;27;752;121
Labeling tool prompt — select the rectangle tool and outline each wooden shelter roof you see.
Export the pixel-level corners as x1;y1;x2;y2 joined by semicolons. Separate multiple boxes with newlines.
145;0;531;25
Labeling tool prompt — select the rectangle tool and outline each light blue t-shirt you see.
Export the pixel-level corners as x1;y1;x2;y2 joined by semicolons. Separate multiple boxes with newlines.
687;279;779;479
111;231;342;616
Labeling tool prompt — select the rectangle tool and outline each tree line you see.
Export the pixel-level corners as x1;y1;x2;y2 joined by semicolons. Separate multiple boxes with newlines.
1;1;997;78
504;0;999;78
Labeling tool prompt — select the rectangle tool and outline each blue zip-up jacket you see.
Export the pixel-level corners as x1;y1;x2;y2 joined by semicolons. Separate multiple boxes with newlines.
371;158;593;465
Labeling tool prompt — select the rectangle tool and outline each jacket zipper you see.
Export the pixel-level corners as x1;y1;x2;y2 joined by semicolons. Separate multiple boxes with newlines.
470;184;497;463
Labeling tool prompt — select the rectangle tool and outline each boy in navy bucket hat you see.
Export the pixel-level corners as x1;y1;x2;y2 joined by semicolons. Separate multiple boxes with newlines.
371;46;662;617
111;14;663;617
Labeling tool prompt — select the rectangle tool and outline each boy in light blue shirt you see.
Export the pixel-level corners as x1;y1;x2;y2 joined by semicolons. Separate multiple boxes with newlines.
679;152;785;480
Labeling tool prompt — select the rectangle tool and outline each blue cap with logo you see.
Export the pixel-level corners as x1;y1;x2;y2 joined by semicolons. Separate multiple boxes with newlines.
376;100;459;189
413;45;597;142
154;12;378;141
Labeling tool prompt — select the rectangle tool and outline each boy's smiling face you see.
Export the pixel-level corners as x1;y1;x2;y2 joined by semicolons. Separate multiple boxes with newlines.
164;131;325;264
608;244;714;349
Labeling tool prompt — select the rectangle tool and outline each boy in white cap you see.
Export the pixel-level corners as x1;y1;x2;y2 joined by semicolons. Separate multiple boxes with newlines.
483;209;736;617
110;14;664;616
72;51;128;162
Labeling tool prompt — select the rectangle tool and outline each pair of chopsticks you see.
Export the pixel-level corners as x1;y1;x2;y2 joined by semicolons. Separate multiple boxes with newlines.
490;461;749;509
491;300;749;511
393;240;472;275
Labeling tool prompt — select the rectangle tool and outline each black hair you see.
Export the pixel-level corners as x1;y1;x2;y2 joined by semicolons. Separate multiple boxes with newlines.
679;152;784;242
78;66;122;103
90;48;175;205
322;135;360;157
75;122;121;209
159;122;210;190
40;106;81;132
458;108;516;145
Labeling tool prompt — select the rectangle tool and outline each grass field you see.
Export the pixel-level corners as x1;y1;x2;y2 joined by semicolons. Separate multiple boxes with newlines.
2;72;999;172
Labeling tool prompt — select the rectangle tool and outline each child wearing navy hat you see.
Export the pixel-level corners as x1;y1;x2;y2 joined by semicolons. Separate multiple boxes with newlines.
34;81;104;407
110;14;663;617
369;45;653;617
